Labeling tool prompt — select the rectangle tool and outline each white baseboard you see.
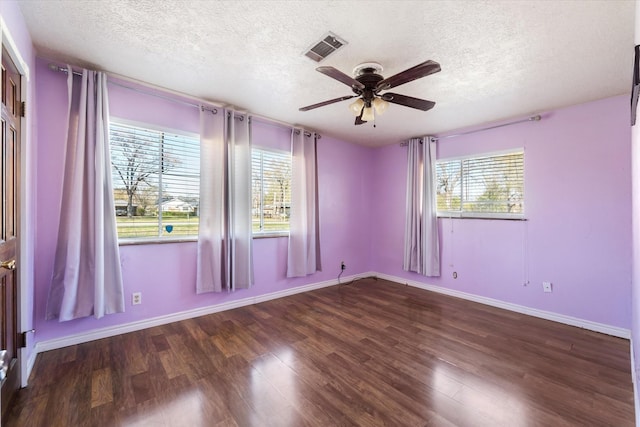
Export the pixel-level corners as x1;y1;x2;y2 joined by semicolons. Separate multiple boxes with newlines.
19;347;37;388
29;270;628;383
32;272;376;357
631;339;640;427
373;272;631;339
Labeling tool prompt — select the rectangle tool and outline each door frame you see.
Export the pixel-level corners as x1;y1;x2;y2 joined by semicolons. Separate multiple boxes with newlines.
1;15;32;388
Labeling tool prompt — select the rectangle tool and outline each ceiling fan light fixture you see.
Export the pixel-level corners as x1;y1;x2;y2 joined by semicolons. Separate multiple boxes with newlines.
361;106;375;122
348;98;365;116
373;97;389;115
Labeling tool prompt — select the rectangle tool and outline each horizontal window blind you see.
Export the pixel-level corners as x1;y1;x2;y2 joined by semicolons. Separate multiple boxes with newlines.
252;148;291;233
436;151;524;218
110;122;200;239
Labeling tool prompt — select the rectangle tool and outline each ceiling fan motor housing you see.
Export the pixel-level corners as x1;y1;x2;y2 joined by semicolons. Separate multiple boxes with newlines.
353;69;384;105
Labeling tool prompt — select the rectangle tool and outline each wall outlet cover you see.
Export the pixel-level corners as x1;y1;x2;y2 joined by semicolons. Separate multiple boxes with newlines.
132;292;142;305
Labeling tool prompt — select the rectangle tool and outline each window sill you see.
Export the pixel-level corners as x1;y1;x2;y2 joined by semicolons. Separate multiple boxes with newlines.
252;232;289;239
118;232;290;245
437;213;526;221
118;236;197;246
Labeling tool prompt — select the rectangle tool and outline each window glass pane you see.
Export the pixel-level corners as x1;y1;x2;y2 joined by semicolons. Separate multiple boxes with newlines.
110;122;200;239
436;151;524;217
252;148;291;233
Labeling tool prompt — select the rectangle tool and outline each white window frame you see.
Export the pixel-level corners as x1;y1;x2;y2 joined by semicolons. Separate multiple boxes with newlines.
109;118;200;244
435;148;525;220
252;146;291;238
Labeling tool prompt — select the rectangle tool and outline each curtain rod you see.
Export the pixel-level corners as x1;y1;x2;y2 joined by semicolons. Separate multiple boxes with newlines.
112;80;221;113
400;114;542;146
437;114;542;140
250;115;322;139
49;64;220;113
48;63;321;138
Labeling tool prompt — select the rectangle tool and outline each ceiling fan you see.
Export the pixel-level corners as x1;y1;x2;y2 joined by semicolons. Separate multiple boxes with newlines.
299;60;441;125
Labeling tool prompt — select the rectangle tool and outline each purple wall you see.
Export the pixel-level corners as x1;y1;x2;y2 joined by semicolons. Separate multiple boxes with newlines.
33;60;632;345
372;95;632;329
632;3;640;418
33;56;373;342
633;99;640;418
1;0;37;372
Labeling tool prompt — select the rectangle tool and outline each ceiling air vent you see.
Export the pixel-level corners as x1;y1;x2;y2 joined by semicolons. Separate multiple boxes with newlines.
304;32;347;62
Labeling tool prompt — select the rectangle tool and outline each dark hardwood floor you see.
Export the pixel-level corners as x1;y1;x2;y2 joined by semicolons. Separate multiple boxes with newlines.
6;278;635;426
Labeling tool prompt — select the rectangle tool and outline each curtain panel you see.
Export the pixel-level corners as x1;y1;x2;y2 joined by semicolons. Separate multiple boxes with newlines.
287;129;321;277
196;109;253;293
46;67;125;321
403;137;440;276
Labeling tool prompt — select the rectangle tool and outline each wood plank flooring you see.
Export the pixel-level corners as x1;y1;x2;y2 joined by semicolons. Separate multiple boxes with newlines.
5;278;635;426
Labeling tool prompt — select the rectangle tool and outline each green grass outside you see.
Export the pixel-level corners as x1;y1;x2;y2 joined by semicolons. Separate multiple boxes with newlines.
252;220;289;233
116;216;198;238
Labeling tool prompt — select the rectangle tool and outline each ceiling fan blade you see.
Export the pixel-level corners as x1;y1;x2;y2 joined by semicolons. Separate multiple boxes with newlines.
375;60;441;91
381;93;436;111
355;106;366;125
299;95;357;111
317;66;365;91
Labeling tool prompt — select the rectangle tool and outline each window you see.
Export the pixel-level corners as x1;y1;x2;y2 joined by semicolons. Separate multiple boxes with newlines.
436;150;524;219
252;147;291;234
110;121;200;240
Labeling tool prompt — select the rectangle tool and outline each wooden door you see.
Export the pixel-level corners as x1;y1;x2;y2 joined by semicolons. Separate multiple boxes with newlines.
0;46;21;420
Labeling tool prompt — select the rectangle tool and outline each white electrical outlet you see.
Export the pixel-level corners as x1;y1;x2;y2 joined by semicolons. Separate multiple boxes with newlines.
542;282;552;293
132;292;142;305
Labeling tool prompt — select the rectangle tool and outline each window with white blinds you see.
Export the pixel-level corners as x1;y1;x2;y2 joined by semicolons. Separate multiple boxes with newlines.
109;121;200;240
435;150;524;219
252;147;291;234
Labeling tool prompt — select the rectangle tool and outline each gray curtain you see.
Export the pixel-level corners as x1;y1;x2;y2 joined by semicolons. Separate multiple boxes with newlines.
196;109;253;293
403;137;440;276
287;129;321;277
46;67;125;321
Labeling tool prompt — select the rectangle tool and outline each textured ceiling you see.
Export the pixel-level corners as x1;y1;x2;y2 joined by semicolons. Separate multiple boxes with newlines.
17;0;635;146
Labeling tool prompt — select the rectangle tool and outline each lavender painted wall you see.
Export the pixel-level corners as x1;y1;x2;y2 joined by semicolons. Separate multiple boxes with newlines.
32;58;633;349
631;1;640;420
33;56;373;343
372;95;632;329
633;91;640;420
1;0;37;373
